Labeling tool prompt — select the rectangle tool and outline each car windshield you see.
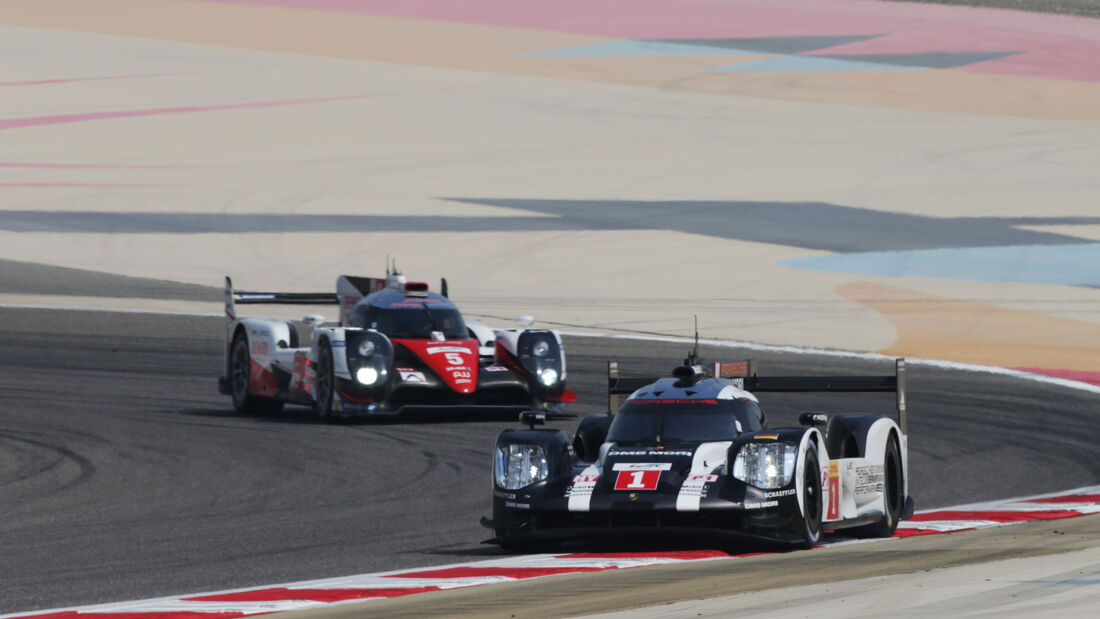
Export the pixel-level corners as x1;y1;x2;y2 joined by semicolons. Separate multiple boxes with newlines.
606;399;763;444
349;305;467;339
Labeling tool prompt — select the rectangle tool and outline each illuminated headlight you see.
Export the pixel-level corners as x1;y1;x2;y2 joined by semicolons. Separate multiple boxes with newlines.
355;367;380;385
494;444;549;490
732;442;798;489
538;367;559;386
358;340;376;357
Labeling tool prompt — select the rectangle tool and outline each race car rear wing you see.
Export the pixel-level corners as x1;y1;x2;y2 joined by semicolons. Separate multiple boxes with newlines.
607;358;908;434
224;274;451;325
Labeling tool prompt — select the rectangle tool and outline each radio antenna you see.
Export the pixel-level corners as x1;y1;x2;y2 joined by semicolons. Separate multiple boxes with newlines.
684;315;700;366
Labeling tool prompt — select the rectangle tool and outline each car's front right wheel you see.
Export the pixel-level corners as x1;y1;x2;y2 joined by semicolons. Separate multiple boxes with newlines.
795;445;824;548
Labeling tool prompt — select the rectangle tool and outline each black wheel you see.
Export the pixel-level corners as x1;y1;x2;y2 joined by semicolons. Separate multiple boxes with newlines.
795;446;823;549
851;437;903;538
229;331;283;415
313;339;335;420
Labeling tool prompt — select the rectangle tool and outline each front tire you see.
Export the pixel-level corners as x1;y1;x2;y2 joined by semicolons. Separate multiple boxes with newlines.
229;331;283;415
796;446;823;548
313;339;335;420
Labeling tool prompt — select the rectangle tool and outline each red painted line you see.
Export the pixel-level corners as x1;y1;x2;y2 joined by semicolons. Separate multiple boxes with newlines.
559;549;733;560
185;586;441;602
1014;367;1100;388
23;613;250;619
893;527;971;538
1023;493;1100;504
386;566;610;579
0;93;408;131
907;509;1084;523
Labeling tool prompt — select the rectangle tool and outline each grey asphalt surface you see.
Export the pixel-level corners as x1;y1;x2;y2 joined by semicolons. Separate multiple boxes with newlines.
1;306;1098;614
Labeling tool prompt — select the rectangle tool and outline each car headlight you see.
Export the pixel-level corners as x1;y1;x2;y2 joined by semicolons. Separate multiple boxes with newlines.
732;442;798;489
494;444;549;490
538;367;559;386
356;367;379;385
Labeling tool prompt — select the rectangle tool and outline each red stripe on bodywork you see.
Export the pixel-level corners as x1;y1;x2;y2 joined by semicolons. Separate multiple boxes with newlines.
386;566;608;579
1023;494;1100;504
907;509;1083;523
185;586;440;602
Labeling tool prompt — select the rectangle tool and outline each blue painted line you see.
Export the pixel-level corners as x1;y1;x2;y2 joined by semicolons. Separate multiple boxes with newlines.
781;243;1100;288
711;55;914;72
525;40;758;58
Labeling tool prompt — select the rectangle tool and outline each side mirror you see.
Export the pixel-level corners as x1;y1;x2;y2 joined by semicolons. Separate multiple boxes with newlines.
515;315;535;329
302;314;325;326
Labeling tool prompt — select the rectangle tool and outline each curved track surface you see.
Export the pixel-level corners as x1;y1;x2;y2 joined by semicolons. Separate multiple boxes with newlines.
1;307;1098;614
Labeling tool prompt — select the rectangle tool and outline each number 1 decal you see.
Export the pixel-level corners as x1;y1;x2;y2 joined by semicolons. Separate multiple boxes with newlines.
614;469;661;491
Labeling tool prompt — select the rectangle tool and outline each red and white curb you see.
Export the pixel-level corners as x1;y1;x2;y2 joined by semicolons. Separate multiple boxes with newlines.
6;485;1098;619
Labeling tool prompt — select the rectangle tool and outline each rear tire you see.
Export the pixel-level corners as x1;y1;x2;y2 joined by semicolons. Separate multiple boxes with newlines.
313;339;335;420
850;437;903;538
229;331;283;415
795;446;823;548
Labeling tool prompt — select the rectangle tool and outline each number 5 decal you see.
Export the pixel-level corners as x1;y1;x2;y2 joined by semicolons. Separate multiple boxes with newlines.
445;352;464;365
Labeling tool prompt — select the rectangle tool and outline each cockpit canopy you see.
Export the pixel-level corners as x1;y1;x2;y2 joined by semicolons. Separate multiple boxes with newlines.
607;397;765;444
346;300;467;340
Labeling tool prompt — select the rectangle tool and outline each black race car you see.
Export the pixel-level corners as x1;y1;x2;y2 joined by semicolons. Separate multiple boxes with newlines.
482;355;913;549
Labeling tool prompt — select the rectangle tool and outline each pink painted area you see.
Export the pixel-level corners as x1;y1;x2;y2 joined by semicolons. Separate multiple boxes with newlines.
0;72;196;87
1014;367;1100;387
0;92;408;131
188;0;1100;83
0;183;179;188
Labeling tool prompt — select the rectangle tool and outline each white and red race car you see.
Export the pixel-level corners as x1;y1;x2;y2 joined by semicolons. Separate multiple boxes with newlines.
218;271;576;418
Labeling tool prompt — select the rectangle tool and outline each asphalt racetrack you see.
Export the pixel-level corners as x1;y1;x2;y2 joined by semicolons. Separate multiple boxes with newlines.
2;306;1098;614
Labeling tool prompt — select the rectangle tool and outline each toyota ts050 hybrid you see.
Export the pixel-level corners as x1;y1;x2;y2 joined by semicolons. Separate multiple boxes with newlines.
483;354;912;549
218;271;576;418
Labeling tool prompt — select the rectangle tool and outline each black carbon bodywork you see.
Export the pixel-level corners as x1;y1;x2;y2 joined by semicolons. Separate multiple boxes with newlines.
483;427;813;546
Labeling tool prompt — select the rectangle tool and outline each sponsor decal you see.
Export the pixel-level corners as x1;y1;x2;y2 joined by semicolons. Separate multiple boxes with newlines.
291;352;309;392
567;464;601;512
765;488;796;498
853;463;884;496
745;500;779;509
332;340;347;347
504;501;531;510
716;361;750;378
676;441;732;512
494;491;516;499
250;340;269;356
612;462;674;471
399;370;426;383
427;346;472;355
827;460;840;519
614;469;662;491
485;366;509;372
756;434;779;440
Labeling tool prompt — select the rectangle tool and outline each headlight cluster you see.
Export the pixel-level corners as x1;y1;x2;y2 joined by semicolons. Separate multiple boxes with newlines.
732;442;798;489
346;332;392;387
494;444;549;489
518;331;562;389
